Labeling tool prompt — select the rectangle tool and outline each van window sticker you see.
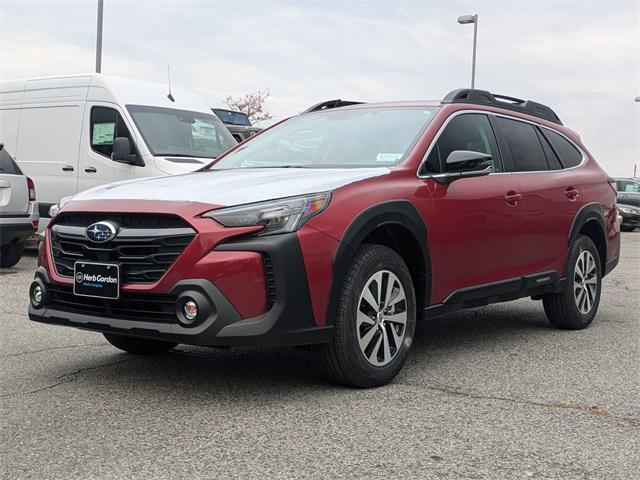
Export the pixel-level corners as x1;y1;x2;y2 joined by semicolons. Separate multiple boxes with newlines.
93;122;116;145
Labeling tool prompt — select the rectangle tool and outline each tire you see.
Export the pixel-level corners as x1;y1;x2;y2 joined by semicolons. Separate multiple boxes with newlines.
542;235;602;330
0;240;25;268
103;333;178;354
315;244;416;388
620;225;635;232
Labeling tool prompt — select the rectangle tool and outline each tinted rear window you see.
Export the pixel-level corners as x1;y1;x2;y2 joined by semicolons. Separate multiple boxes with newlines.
213;109;252;126
494;117;548;172
0;148;23;175
536;129;562;170
542;129;583;168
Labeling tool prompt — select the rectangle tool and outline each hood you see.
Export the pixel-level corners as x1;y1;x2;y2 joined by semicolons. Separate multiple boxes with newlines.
70;167;390;207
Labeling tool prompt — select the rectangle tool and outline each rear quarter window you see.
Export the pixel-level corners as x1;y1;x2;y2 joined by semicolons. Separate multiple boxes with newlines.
542;129;583;168
0;148;23;175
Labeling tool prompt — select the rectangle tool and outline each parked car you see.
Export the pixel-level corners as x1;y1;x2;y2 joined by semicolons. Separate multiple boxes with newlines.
614;177;640;208
212;108;261;142
28;88;620;387
0;74;236;234
0;144;38;267
617;203;640;231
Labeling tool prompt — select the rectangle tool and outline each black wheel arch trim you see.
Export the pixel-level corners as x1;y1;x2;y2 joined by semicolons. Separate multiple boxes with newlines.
327;200;431;325
567;202;609;275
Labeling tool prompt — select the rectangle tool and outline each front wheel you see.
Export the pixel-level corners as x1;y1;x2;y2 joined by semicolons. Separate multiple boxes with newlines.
316;244;416;388
542;235;602;330
103;333;178;354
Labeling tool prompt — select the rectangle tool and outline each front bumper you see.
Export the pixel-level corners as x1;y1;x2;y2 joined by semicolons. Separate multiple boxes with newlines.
29;232;333;347
620;211;640;230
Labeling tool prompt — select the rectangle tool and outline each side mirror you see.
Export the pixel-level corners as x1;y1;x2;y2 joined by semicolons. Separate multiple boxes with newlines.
434;150;493;184
111;137;144;166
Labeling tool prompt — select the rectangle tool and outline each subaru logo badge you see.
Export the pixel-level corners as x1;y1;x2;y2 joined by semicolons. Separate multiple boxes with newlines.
85;221;118;243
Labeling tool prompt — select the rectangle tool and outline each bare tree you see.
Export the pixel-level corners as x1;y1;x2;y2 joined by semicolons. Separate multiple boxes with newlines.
224;91;272;124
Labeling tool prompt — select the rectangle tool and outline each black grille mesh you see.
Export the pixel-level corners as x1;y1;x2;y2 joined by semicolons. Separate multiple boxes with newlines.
50;214;195;284
48;284;177;323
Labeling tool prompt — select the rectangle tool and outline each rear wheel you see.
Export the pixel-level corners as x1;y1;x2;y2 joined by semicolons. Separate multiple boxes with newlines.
0;240;25;268
103;333;178;354
316;244;416;388
542;235;602;330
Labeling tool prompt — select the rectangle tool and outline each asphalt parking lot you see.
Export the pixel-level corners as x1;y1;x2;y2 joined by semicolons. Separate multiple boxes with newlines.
1;233;638;479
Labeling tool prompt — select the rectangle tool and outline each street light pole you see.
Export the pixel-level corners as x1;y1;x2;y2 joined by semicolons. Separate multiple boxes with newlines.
458;14;479;89
96;0;104;73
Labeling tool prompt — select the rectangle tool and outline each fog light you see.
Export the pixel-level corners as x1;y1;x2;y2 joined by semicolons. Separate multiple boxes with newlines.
183;300;198;321
29;281;47;308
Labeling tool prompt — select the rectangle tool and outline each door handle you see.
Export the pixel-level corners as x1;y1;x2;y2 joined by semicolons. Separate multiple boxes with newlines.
62;165;74;172
504;191;522;206
84;166;97;173
565;186;580;200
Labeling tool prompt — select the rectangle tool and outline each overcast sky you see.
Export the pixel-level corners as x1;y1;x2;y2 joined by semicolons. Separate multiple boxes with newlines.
1;0;638;175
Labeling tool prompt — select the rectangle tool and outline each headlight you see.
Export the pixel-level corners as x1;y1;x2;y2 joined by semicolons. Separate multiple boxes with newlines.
49;195;75;218
204;193;331;236
618;206;639;215
48;204;60;217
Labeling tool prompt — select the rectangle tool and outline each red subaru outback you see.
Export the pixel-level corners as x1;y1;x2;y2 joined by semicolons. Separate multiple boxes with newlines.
29;89;620;387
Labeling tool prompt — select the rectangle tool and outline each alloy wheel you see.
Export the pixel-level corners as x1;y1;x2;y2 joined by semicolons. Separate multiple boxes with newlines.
573;250;598;314
356;270;408;366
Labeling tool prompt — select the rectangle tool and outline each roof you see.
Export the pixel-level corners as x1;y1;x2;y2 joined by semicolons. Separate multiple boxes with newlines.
1;73;212;114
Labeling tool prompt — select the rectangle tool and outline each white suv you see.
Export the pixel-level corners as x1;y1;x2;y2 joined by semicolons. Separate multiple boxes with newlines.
0;144;39;267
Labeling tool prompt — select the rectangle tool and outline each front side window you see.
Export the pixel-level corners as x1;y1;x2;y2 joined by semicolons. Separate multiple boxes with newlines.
494;117;548;172
90;107;133;158
542;129;583;168
210;107;437;169
617;180;640;193
127;105;236;159
421;113;501;174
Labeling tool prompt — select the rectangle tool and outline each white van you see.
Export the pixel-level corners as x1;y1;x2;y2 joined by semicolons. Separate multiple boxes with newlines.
0;74;236;231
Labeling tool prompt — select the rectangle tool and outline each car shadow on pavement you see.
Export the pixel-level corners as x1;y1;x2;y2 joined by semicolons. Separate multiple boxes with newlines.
44;300;559;397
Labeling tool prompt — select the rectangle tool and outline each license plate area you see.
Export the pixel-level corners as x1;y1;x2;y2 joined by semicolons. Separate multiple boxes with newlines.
73;262;120;299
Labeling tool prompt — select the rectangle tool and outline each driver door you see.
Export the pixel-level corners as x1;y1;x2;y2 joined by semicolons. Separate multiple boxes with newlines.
422;113;527;303
78;104;137;192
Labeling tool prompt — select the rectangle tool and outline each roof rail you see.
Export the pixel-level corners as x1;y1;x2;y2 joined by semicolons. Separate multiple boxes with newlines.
303;99;365;113
441;89;562;125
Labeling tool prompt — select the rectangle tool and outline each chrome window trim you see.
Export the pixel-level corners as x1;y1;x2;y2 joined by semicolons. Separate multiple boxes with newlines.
416;109;588;179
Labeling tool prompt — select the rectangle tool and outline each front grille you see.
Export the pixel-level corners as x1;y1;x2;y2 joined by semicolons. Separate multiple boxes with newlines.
50;213;196;284
48;284;177;323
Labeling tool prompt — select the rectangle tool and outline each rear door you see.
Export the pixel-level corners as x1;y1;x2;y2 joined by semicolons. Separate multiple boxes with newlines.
0;148;29;215
423;113;527;302
492;116;581;276
15;77;89;215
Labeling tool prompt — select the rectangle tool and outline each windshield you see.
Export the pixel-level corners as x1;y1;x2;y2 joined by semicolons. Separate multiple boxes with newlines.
213;109;252;126
209;107;437;169
127;105;237;158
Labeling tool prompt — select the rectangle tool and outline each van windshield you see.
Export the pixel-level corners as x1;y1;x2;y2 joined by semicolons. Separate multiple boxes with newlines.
209;107;437;169
127;105;237;159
